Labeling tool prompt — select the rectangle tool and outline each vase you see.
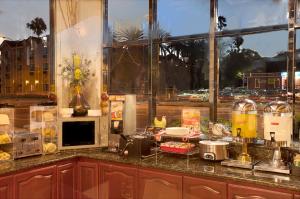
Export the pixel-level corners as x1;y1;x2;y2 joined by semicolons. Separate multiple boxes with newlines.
69;85;90;117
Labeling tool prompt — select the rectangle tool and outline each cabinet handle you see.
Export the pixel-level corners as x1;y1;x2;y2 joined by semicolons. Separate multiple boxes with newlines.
201;186;220;195
147;178;172;187
234;195;266;199
190;185;220;195
34;175;52;179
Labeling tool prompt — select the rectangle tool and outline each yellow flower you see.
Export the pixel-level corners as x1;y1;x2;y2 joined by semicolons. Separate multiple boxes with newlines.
73;54;81;68
74;68;82;80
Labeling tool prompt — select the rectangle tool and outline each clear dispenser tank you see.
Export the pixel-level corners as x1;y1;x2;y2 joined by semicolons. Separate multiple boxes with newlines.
263;101;292;146
232;99;257;138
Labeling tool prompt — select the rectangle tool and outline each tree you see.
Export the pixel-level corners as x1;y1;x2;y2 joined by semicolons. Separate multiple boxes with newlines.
218;16;227;31
232;36;244;53
26;17;47;37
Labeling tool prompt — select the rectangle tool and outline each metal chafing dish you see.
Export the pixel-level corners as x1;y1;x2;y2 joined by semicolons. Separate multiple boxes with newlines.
199;140;229;161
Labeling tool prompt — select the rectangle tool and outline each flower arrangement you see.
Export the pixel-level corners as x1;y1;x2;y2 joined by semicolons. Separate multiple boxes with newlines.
61;54;91;88
61;53;92;116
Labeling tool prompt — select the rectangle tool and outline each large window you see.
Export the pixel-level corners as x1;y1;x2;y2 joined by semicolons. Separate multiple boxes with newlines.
218;31;288;137
218;0;288;31
104;0;296;138
105;0;210;131
0;0;52;130
157;0;210;36
105;0;149;130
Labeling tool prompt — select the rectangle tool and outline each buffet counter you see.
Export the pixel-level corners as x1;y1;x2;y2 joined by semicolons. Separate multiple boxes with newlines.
0;149;299;193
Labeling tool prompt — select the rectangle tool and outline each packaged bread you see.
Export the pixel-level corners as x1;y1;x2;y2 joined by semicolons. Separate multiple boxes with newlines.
0;150;11;160
43;111;54;122
43;128;56;137
0;133;11;144
31;128;42;134
0;114;10;125
34;110;43;122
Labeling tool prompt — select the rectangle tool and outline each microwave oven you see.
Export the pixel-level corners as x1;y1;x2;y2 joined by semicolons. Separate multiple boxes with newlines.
58;116;100;150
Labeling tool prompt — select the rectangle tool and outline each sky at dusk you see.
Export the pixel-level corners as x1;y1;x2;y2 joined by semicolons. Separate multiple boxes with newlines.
0;0;290;57
0;0;49;43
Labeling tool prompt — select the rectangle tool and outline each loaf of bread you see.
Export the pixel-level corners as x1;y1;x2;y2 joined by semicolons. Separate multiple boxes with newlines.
43;143;57;153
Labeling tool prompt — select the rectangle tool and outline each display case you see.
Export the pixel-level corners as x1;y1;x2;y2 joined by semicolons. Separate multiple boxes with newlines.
0;108;14;161
30;106;58;154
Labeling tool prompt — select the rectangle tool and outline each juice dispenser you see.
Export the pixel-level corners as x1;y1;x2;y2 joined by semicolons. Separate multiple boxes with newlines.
232;99;257;163
263;101;292;147
232;99;257;138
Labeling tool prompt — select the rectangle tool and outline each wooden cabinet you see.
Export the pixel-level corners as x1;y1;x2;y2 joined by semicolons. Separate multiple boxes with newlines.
100;163;138;199
0;157;299;199
57;161;77;199
228;184;293;199
14;165;57;199
183;176;226;199
77;161;98;199
138;169;182;199
0;176;13;199
294;194;300;199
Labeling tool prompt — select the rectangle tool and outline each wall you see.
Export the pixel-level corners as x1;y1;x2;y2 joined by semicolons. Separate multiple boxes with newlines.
54;0;102;112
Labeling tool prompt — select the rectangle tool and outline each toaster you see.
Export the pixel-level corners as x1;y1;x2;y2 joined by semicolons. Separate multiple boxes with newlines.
119;134;155;158
13;132;42;159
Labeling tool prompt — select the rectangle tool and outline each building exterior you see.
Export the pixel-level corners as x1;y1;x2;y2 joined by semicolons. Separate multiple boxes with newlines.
244;72;282;90
0;36;53;96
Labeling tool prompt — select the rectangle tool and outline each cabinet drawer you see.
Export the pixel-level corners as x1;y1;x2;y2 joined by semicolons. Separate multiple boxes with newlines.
0;176;13;199
14;165;57;199
183;176;226;199
100;163;138;199
228;184;292;199
139;169;182;199
78;161;98;199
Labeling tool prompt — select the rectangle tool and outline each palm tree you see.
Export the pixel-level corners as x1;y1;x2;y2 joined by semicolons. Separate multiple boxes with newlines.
26;17;47;38
113;27;143;42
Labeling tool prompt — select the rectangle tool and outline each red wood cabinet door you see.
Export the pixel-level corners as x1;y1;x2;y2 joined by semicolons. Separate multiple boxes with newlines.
183;176;226;199
295;194;300;199
0;176;13;199
14;165;57;199
78;161;99;199
228;184;293;199
57;161;77;199
99;163;138;199
138;169;182;199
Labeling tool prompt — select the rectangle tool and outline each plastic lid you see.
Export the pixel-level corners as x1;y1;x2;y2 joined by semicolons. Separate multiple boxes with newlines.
264;100;292;113
232;99;257;112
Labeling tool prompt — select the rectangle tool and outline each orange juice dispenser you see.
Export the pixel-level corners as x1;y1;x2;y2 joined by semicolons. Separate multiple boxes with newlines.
232;99;257;163
232;99;257;138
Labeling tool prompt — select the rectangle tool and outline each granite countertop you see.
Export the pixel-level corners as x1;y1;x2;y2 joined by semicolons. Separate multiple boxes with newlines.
0;149;300;192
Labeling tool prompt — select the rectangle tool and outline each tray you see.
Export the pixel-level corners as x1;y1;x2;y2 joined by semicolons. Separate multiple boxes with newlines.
160;146;195;154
